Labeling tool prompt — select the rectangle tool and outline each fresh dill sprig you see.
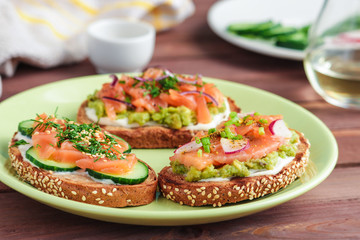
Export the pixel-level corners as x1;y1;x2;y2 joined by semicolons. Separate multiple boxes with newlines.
10;139;29;147
32;116;126;161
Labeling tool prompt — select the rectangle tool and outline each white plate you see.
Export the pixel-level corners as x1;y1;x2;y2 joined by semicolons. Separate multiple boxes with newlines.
207;0;324;60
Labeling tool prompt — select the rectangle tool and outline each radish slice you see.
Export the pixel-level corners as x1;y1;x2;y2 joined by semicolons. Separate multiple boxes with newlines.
269;119;292;138
221;138;249;154
174;140;202;154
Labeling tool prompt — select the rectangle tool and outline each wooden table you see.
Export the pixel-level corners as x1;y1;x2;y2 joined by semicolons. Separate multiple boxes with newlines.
1;0;359;238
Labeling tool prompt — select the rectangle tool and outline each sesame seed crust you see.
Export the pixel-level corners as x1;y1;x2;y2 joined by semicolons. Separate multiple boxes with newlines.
76;98;241;149
8;134;158;208
158;130;310;207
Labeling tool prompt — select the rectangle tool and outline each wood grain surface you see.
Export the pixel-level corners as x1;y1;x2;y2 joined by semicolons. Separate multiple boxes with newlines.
1;0;359;238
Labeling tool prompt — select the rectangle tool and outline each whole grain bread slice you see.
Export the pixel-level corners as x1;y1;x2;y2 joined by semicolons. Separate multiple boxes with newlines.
76;97;241;149
158;130;310;207
8;136;158;207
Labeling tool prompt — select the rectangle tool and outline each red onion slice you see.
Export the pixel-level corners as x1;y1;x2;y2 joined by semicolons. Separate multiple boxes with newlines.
221;138;249;154
177;76;198;85
133;74;170;82
110;74;118;87
154;75;169;81
174;140;202;154
102;96;135;109
133;76;149;82
180;91;219;106
269;119;292;138
133;70;200;85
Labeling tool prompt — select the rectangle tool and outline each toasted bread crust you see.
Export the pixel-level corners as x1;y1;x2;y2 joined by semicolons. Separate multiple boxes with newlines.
8;135;158;207
76;98;241;149
158;131;310;207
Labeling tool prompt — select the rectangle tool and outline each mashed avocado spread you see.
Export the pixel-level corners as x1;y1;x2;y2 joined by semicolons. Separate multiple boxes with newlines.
87;94;226;129
171;131;299;182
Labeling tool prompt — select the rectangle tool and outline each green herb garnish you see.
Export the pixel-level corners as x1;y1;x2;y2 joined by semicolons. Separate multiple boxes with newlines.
208;128;216;135
32;117;126;161
11;139;29;147
224;127;236;139
200;137;211;153
158;75;179;91
197;149;203;157
224;111;240;126
245;120;253;126
259;118;268;124
220;131;227;138
259;127;265;135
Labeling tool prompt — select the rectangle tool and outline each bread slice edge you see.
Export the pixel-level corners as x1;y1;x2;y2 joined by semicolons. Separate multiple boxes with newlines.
158;130;310;207
8;135;158;207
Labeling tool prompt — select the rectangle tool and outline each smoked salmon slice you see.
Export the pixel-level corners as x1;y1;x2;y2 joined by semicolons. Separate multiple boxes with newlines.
170;113;291;170
29;114;137;175
76;154;137;175
92;67;226;124
195;95;212;124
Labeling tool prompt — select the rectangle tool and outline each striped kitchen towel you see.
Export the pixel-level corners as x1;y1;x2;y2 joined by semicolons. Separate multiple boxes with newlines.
0;0;195;77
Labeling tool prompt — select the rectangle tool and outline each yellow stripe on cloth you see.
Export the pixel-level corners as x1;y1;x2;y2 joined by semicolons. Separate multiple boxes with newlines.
70;0;98;15
16;8;67;40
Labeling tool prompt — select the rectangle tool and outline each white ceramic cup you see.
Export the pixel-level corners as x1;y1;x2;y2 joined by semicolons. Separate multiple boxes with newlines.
87;18;156;73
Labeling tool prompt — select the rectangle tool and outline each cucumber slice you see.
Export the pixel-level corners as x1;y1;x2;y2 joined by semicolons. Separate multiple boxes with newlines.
252;22;280;34
18;120;35;137
275;32;308;50
227;22;259;34
112;135;131;153
299;24;311;34
261;26;297;38
26;146;79;172
227;20;278;35
86;161;149;185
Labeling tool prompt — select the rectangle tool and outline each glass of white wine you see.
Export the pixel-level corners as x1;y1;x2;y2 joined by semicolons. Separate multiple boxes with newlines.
304;0;360;109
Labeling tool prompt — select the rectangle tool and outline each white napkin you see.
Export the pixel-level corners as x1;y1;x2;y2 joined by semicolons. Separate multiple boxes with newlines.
0;0;195;77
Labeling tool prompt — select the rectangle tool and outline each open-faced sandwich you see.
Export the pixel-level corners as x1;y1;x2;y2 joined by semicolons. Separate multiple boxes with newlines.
158;112;310;207
8;114;157;207
77;67;240;148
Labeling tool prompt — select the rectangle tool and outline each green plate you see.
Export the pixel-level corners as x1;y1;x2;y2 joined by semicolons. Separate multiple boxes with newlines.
0;75;338;226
